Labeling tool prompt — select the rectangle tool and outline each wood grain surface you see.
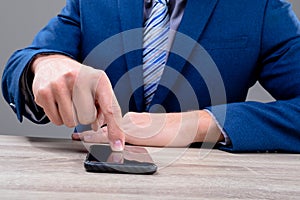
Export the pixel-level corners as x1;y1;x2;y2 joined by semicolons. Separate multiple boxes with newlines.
0;135;299;200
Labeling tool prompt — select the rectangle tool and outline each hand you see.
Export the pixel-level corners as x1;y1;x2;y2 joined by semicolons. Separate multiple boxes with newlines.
32;54;124;151
123;110;224;147
72;126;109;144
74;110;224;147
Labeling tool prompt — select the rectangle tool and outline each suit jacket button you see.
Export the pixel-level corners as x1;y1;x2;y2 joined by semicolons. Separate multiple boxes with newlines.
9;103;16;112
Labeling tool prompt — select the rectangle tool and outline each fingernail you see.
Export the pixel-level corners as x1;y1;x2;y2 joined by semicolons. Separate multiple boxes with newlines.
111;140;124;152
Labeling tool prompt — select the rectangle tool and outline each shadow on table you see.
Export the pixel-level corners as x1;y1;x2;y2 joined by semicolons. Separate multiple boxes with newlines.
27;137;89;154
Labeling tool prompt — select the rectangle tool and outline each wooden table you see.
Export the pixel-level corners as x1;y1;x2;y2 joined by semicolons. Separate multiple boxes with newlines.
0;135;299;199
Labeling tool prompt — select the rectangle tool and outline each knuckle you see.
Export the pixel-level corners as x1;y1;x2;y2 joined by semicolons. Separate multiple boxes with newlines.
63;69;78;83
50;118;63;126
34;87;51;104
64;112;78;128
55;122;64;126
50;79;64;92
96;70;108;82
103;106;114;116
65;121;76;128
45;111;63;126
97;69;105;76
55;121;63;126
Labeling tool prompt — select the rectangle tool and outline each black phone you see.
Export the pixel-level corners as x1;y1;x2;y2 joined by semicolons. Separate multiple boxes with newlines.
84;145;157;175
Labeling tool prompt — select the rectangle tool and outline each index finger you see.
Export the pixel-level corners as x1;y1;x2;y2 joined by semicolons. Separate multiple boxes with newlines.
93;70;125;151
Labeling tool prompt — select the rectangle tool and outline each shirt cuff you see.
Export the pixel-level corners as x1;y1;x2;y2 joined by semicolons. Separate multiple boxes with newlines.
204;109;232;146
20;54;47;123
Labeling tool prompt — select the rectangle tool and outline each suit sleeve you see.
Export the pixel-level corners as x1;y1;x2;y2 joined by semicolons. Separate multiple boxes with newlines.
1;0;81;123
208;0;300;152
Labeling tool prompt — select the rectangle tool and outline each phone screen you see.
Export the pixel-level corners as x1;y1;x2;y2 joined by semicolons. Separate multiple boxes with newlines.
84;145;157;174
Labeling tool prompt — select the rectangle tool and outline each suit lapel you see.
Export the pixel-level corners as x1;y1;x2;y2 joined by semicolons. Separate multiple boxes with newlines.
118;0;145;111
151;0;219;109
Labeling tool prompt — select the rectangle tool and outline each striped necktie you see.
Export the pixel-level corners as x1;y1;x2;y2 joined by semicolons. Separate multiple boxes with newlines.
143;0;170;110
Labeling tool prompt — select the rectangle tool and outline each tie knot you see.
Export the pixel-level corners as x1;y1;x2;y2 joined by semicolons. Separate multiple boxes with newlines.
155;0;169;5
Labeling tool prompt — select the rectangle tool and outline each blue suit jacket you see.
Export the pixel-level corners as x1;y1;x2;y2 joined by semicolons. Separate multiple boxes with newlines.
2;0;300;152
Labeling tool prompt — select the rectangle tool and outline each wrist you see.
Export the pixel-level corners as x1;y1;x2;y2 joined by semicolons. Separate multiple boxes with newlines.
31;54;70;74
195;110;224;143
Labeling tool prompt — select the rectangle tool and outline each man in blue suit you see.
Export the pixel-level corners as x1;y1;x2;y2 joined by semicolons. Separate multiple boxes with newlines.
2;0;300;152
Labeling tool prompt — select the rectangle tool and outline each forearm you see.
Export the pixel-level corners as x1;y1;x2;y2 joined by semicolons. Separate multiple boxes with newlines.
123;110;224;147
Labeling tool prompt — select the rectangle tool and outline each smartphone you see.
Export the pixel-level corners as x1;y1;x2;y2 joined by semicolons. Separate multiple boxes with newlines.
84;145;157;175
